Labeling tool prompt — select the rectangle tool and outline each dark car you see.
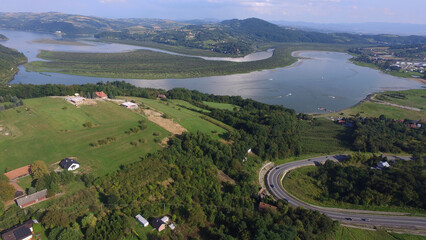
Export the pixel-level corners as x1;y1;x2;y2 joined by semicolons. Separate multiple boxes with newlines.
362;218;370;222
270;184;274;188
345;217;353;221
276;167;280;169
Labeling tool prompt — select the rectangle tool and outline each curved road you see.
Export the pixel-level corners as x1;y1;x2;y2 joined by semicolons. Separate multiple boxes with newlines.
266;155;426;232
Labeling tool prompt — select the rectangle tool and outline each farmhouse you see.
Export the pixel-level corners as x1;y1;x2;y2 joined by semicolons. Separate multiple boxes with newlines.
59;158;80;171
1;219;37;240
157;94;167;99
135;214;149;227
4;165;31;180
378;161;390;169
120;102;138;109
16;189;48;208
152;218;166;232
95;91;108;99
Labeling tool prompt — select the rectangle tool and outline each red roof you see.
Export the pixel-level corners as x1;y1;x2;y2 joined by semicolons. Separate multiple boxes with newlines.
95;91;108;98
396;120;404;122
4;165;31;180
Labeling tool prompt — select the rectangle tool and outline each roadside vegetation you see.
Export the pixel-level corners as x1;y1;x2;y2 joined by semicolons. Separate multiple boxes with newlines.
284;153;426;215
332;226;426;240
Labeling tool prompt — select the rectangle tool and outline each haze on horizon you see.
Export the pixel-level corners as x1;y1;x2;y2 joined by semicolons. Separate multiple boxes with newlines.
0;0;425;25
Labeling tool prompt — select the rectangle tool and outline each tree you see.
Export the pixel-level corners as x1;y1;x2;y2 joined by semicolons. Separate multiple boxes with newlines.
0;181;15;202
57;228;82;240
81;213;97;228
31;160;49;179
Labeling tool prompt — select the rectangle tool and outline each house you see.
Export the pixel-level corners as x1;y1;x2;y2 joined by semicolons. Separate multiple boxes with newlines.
258;202;277;213
152;218;166;232
157;94;167;99
16;189;48;208
95;91;108;99
377;161;390;169
59;158;80;171
4;165;31;180
120;102;138;109
135;214;149;227
1;219;37;240
65;96;86;105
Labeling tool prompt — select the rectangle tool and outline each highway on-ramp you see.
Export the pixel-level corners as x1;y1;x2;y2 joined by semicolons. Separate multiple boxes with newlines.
266;155;426;232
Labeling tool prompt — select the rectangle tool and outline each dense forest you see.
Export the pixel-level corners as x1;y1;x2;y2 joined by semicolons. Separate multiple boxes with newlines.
308;154;425;209
349;116;425;154
0;44;27;84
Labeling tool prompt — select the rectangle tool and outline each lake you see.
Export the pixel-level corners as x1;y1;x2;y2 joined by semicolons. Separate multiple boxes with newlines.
1;29;423;113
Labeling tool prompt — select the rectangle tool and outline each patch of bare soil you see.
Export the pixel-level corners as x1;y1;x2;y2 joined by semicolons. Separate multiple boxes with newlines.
142;109;187;135
218;170;236;185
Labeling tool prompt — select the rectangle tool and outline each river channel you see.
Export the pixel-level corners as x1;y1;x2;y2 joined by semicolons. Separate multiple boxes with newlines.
1;29;423;113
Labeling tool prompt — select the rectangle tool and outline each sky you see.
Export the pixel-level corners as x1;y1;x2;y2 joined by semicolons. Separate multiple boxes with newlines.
0;0;425;24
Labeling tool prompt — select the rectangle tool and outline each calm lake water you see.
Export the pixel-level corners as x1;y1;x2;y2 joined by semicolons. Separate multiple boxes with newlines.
1;29;423;113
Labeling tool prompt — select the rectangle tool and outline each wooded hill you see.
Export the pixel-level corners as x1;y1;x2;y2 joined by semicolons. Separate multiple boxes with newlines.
0;44;27;84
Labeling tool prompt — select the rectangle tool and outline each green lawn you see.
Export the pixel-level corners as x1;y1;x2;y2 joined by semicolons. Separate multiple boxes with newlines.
284;166;426;215
203;101;239;111
332;226;426;240
0;97;168;176
128;97;230;139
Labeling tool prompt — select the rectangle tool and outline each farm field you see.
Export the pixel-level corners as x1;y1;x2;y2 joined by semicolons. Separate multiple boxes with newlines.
0;97;168;176
332;226;426;240
203;101;239;111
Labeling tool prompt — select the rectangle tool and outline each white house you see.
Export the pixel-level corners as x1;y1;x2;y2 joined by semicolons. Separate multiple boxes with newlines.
59;158;80;171
135;214;149;227
378;161;390;169
120;102;138;109
161;216;169;224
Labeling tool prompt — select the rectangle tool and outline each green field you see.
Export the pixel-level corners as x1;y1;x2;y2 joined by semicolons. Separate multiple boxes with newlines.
321;89;426;120
128;97;230;139
0;97;168;176
373;89;426;110
284;166;426;215
332;226;426;240
203;101;239;111
25;43;352;80
299;119;351;154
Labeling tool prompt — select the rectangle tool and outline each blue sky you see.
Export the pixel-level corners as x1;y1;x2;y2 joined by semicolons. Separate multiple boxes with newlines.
0;0;425;24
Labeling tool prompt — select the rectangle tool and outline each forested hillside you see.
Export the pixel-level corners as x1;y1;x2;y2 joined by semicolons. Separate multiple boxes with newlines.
0;44;27;84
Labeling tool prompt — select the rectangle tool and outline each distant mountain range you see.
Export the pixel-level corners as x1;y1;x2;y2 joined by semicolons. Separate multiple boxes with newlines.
272;21;426;36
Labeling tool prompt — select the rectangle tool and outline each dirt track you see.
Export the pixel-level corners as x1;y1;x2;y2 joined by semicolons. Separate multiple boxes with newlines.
142;109;187;135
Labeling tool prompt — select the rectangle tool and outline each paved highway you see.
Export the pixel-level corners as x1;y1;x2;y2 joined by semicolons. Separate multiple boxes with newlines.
266;155;426;231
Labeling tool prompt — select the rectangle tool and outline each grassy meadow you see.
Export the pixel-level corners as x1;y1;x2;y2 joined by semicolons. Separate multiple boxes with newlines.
320;89;426;120
332;226;426;240
25;43;353;79
0;97;168;176
283;166;426;215
126;97;230;139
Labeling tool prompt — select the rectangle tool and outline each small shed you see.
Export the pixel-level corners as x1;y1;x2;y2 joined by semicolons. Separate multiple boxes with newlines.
135;214;149;227
169;223;175;230
157;94;167;99
59;158;80;171
378;161;390;169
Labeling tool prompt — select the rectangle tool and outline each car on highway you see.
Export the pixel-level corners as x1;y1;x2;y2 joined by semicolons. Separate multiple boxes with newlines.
275;167;280;169
345;217;353;221
270;184;274;188
362;218;370;222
